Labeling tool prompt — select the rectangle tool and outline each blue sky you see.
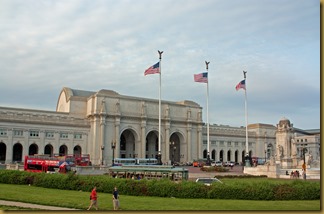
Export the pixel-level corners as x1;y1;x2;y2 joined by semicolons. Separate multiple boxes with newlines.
0;0;320;129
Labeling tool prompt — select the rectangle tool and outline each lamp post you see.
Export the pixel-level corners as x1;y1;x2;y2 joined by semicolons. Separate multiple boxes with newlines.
264;132;267;163
111;141;116;166
100;145;105;166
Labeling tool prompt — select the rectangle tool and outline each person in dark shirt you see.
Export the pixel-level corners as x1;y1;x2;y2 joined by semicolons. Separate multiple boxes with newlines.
112;186;120;210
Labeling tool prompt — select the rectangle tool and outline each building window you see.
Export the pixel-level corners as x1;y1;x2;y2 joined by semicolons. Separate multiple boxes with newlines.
211;141;216;145
220;141;224;146
0;129;7;136
203;140;207;145
13;130;23;136
228;142;232;146
74;133;82;139
305;139;307;142
29;131;39;137
46;132;54;138
60;133;68;139
235;142;238;146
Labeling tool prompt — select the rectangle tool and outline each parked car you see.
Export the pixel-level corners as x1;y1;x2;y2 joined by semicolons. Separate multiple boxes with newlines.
211;161;223;167
223;161;234;167
195;177;222;186
193;160;199;167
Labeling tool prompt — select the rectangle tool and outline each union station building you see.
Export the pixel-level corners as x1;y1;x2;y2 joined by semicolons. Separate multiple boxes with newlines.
0;87;320;165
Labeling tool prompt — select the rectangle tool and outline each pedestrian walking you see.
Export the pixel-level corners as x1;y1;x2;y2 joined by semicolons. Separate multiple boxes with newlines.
87;186;98;210
112;186;120;210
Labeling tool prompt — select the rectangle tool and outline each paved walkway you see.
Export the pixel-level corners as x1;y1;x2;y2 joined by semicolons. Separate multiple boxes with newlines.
0;200;79;210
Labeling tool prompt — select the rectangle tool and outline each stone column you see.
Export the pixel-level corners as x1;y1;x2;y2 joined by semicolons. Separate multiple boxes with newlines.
115;117;120;158
197;127;202;159
164;126;170;164
5;131;13;163
100;116;106;165
140;122;146;158
187;126;192;163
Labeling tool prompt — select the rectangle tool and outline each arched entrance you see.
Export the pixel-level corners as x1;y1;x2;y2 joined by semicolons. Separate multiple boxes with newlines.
44;144;53;157
146;131;158;159
219;150;224;162
74;145;82;156
13;143;23;162
227;150;231;161
120;129;136;158
0;142;6;163
59;145;68;156
211;149;216;161
203;149;207;159
241;151;245;163
235;150;239;163
169;133;180;164
267;144;273;159
29;143;38;155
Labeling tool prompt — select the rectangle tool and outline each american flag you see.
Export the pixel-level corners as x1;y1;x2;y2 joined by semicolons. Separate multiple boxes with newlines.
235;79;246;91
144;62;160;76
194;72;208;83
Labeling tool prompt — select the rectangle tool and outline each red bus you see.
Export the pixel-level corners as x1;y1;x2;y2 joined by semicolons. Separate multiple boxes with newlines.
24;154;91;173
24;155;64;173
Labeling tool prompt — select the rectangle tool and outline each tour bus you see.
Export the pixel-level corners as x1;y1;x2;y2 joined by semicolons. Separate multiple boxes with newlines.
24;154;91;173
113;158;158;166
24;155;69;173
108;165;189;181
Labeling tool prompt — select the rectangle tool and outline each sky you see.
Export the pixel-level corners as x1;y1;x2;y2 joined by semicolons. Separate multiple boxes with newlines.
0;0;320;130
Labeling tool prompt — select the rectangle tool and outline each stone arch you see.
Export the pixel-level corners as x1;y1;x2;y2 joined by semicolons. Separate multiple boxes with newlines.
59;145;68;156
146;131;158;159
29;143;38;155
267;143;274;158
242;150;246;163
13;143;23;163
44;144;53;157
203;149;207;159
169;132;183;164
219;150;224;162
120;128;138;158
211;149;216;161
227;150;231;161
74;145;82;156
0;142;6;163
249;150;253;157
235;150;239;163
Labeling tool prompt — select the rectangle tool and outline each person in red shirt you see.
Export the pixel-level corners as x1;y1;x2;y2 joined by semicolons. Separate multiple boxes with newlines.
87;186;98;210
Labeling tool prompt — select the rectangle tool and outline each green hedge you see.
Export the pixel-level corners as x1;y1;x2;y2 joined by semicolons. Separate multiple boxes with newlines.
0;170;319;200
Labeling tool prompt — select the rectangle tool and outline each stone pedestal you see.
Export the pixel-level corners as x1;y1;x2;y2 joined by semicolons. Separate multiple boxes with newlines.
281;157;293;169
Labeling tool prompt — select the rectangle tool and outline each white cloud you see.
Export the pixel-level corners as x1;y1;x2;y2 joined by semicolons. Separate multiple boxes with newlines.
0;0;319;129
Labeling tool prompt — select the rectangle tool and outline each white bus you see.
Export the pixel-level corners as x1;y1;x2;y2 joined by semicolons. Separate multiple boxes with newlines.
113;158;158;166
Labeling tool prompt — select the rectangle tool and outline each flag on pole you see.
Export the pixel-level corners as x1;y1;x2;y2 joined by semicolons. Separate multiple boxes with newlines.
235;79;246;91
194;72;208;83
144;62;160;76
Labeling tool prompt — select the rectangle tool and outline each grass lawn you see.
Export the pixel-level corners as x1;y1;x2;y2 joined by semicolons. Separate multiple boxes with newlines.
0;183;320;211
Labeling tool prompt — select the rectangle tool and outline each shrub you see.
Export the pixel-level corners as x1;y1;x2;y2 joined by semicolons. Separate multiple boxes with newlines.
0;170;319;200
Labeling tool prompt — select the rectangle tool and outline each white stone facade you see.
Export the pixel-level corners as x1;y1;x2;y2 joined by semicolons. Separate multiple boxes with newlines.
0;87;319;166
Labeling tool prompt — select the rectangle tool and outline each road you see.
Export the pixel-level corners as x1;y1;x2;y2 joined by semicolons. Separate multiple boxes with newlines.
184;165;244;180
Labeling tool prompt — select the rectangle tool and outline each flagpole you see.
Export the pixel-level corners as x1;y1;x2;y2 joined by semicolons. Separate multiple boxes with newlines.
205;61;211;166
157;50;163;165
243;71;250;167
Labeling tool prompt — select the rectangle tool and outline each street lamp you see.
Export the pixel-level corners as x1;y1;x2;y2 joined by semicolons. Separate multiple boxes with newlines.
111;141;116;166
101;145;105;166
